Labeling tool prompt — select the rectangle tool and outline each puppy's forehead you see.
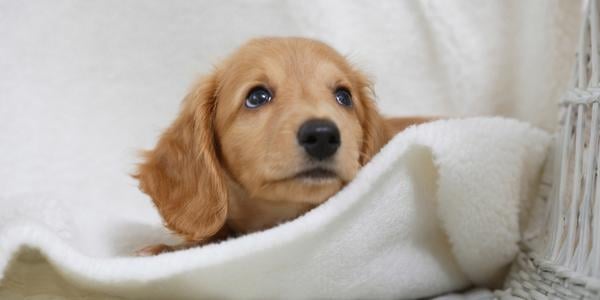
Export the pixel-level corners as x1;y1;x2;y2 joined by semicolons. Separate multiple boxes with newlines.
222;38;352;80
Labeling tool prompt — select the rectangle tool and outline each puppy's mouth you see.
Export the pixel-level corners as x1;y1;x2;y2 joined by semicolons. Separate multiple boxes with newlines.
294;167;338;180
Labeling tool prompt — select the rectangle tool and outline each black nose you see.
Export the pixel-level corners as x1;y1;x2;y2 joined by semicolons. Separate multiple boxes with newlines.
297;119;341;160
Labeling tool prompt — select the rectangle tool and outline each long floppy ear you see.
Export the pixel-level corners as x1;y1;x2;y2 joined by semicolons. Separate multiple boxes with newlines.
356;73;388;166
134;74;228;242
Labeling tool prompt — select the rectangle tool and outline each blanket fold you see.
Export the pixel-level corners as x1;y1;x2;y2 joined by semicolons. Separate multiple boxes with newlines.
0;118;549;299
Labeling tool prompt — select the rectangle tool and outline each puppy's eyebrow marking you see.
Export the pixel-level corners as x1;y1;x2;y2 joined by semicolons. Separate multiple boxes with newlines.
330;79;352;91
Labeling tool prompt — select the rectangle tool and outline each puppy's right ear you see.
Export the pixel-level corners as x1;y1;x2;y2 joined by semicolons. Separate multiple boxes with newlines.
354;71;388;166
134;74;228;242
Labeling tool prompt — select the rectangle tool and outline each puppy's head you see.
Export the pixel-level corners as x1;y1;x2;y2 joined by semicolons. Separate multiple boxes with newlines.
136;37;386;241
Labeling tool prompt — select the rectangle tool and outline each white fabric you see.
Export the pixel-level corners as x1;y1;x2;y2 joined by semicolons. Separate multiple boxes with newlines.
0;0;578;299
0;118;549;299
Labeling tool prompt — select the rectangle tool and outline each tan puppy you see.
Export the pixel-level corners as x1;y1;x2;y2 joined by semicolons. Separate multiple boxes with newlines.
135;37;432;255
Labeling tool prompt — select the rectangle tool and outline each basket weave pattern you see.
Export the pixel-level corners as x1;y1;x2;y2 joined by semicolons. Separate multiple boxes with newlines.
500;1;600;298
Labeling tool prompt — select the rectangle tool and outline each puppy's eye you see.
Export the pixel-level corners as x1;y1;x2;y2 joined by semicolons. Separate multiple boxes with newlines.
245;87;272;109
335;88;352;107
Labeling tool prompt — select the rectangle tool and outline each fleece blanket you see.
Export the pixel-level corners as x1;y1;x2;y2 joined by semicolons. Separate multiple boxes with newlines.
0;118;549;299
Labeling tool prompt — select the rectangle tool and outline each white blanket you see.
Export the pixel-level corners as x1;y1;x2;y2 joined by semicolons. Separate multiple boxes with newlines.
0;118;549;299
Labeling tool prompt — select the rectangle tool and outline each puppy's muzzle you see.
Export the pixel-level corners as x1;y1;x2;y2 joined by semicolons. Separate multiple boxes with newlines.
297;119;340;160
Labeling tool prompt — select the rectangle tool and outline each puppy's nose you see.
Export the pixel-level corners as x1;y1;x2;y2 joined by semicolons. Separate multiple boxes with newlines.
297;119;341;160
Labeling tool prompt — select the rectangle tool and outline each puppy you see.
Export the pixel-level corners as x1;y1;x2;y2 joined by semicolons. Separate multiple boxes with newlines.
135;37;432;255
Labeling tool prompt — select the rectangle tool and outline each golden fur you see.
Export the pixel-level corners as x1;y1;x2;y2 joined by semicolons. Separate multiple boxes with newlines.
135;37;432;255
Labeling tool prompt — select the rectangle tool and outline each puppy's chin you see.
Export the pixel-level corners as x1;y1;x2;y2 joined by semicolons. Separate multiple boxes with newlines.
256;176;344;205
295;176;339;186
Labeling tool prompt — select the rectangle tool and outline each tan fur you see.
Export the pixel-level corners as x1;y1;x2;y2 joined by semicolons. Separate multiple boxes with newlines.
134;37;434;255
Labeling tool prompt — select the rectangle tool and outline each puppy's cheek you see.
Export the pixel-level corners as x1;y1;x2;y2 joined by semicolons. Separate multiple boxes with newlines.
336;136;362;181
338;159;360;183
221;145;261;189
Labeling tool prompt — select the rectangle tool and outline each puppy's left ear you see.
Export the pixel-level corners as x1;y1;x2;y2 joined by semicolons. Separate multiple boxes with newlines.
134;73;228;242
355;72;388;166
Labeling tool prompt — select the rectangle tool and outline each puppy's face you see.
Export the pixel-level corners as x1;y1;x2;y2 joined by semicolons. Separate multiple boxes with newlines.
136;37;386;242
214;38;374;204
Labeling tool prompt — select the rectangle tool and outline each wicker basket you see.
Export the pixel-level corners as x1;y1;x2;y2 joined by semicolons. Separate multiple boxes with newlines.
499;0;600;298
